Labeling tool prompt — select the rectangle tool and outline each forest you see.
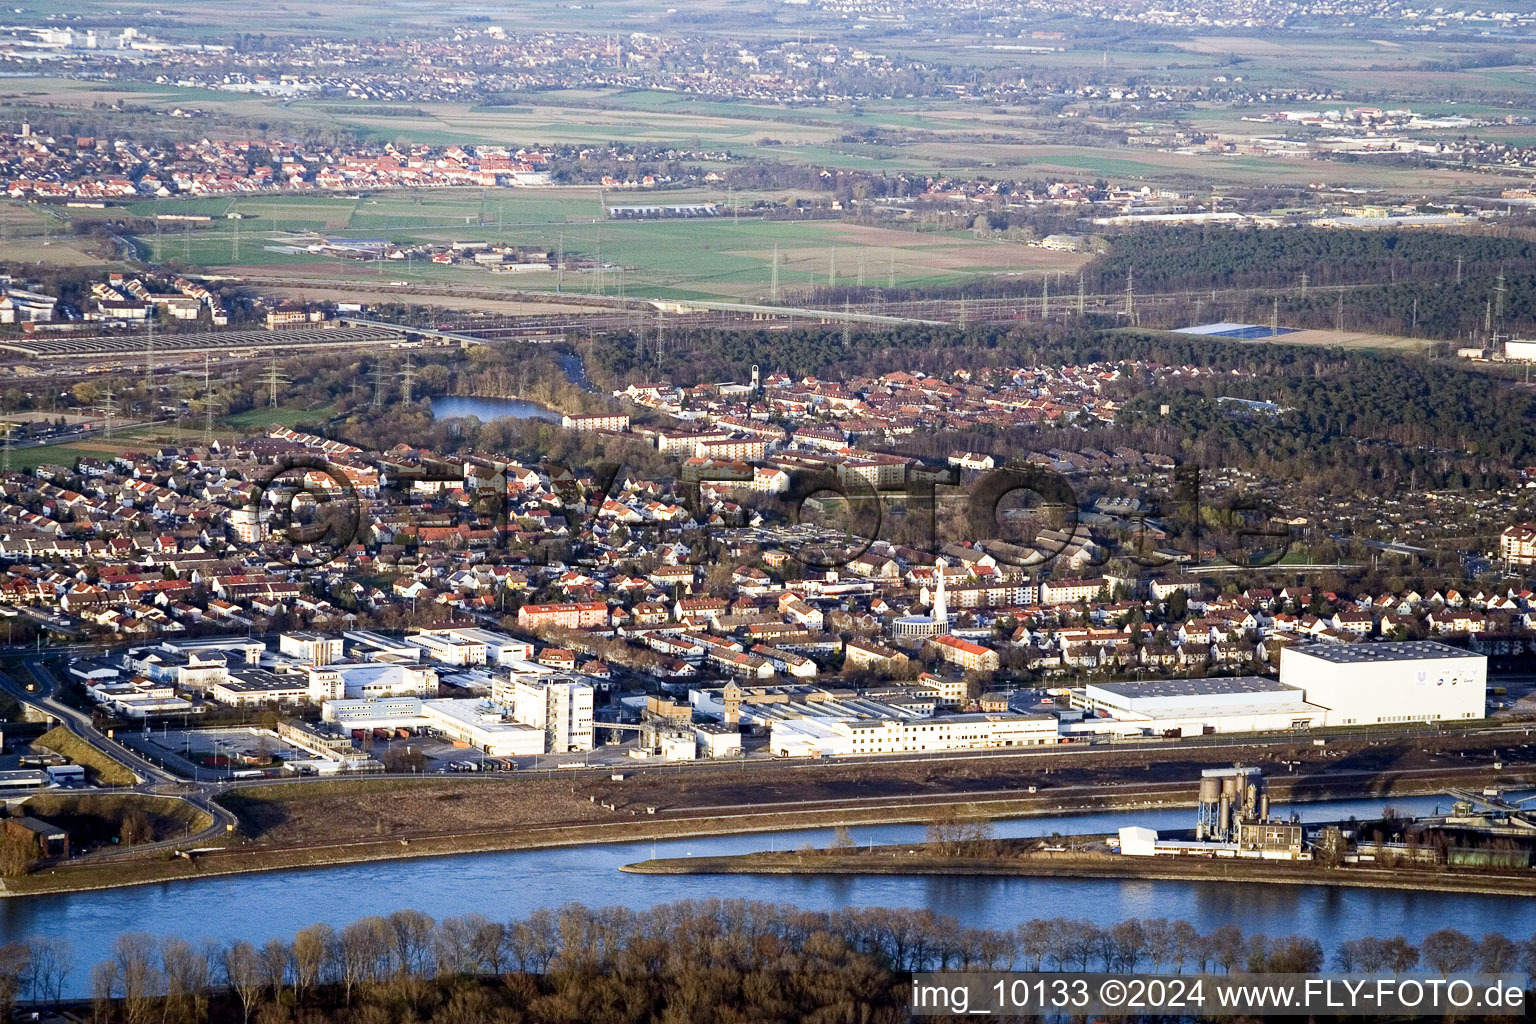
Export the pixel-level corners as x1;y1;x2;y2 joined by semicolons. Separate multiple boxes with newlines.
1086;226;1536;294
7;900;1532;1023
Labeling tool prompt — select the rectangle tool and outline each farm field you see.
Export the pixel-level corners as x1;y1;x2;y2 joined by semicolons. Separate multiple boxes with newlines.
112;190;1090;301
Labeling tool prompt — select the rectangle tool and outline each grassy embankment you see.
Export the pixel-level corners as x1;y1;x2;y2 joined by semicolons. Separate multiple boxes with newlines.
34;726;138;786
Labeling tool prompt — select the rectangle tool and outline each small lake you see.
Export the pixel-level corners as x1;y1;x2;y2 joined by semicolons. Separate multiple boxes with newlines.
430;395;560;423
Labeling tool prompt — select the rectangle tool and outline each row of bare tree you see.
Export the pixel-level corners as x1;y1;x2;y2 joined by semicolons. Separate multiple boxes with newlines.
55;901;1536;1024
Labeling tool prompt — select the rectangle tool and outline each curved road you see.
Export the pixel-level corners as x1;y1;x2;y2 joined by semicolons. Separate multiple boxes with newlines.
0;655;237;857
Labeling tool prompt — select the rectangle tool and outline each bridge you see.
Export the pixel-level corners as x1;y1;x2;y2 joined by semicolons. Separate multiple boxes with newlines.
336;316;500;347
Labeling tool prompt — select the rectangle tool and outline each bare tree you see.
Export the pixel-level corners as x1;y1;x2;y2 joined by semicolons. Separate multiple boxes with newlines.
334;918;382;1004
1016;919;1050;970
1383;936;1420;975
160;936;210;1024
0;942;29;1019
470;917;508;975
435;914;487;977
1142;918;1176;972
291;922;333;1000
89;960;118;1024
258;938;290;998
113;932;162;1024
507;907;559;973
1206;924;1245;974
1421;928;1476;976
221;940;263;1024
1480;932;1519;973
387;909;436;977
24;935;70;1009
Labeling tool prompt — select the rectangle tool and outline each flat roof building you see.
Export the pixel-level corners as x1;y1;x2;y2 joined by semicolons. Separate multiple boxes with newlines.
1279;640;1485;726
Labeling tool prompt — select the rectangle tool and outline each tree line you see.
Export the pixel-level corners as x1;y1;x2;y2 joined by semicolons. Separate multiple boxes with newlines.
41;900;1536;1023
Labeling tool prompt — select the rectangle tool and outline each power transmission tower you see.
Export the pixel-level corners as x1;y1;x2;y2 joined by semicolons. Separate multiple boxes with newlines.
1486;297;1494;335
656;310;665;354
264;357;291;408
1455;255;1464;285
1335;293;1344;336
0;419;13;473
557;233;565;292
371;364;388;408
856;252;865;289
842;299;851;347
769;245;780;301
231;206;240;262
827;247;837;287
1298;272;1307;297
1411;297;1418;333
143;312;155;407
1077;274;1085;314
1124;268;1135;322
399;356;416;405
1495;271;1507;321
887;252;895;290
1270;297;1279;337
200;354;223;446
1041;275;1049;319
97;384;118;439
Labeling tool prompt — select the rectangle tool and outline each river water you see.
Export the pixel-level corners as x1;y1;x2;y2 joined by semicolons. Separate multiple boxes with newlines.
8;792;1536;991
429;395;560;424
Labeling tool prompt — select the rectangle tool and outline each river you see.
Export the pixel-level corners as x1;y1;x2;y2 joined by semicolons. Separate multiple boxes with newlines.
429;395;560;424
10;792;1536;991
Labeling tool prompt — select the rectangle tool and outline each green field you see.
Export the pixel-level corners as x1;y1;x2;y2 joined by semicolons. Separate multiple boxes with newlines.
120;188;1088;301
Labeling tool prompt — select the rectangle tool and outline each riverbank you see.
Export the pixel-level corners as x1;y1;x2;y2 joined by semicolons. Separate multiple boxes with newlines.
1;764;1528;898
619;846;1536;897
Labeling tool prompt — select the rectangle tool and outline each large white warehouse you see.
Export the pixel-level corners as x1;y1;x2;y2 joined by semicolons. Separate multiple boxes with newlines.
1073;676;1326;736
1278;641;1486;726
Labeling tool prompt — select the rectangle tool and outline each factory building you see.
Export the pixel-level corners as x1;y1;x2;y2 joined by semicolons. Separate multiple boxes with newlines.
279;631;344;666
1120;767;1305;860
1071;676;1325;737
321;697;546;757
1278;640;1486;726
771;712;1058;758
1075;641;1487;736
304;662;438;701
510;677;594;752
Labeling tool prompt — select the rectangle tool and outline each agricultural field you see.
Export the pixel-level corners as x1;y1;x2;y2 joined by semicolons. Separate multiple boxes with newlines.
116;189;1089;301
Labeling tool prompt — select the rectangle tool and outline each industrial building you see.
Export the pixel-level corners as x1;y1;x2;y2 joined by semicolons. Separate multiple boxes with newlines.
1071;676;1325;737
320;697;546;757
1074;641;1487;736
509;676;594;752
770;712;1058;758
1119;767;1305;860
1278;640;1486;726
279;631;344;666
303;661;438;701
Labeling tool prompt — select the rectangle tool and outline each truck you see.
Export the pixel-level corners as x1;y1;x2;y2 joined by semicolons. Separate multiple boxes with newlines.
229;769;266;780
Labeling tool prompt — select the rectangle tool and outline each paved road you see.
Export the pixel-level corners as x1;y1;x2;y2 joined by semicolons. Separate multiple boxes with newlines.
0;655;238;857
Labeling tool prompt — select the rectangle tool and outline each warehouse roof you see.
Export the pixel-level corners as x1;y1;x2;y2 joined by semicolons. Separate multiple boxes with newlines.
1288;641;1481;664
1089;676;1300;700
